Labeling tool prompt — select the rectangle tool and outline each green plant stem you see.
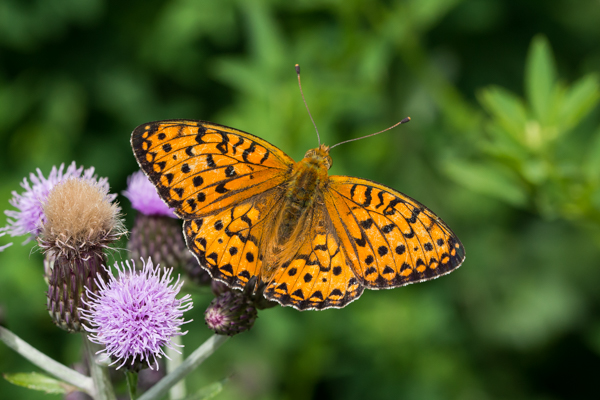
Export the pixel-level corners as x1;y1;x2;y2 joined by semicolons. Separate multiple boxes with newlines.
83;334;116;400
126;370;139;399
167;335;186;400
0;326;94;394
137;334;229;400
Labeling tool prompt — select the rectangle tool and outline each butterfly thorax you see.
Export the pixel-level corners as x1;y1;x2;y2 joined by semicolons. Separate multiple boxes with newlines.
261;145;331;277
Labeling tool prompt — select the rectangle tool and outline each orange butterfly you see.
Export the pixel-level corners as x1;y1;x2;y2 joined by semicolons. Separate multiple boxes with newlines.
131;117;465;310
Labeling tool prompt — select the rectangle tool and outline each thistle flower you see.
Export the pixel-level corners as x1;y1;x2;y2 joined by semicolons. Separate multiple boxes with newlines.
80;258;193;370
122;170;175;217
0;162;114;250
124;171;210;284
39;177;125;332
38;178;124;256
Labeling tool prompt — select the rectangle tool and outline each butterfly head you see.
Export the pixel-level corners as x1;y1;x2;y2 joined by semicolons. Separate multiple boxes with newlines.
304;144;332;170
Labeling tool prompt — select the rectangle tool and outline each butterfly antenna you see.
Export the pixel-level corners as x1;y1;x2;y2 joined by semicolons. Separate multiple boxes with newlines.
329;117;411;150
295;64;321;146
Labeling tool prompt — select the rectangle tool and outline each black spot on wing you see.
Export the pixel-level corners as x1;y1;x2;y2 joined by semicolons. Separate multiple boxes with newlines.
216;133;228;154
259;150;270;164
225;165;236;177
232;137;244;155
193;176;203;187
242;143;256;163
376;191;385;208
220;264;233;274
355;231;367;247
239;270;250;279
206;154;216;168
360;219;374;229
362;186;372;207
215;183;228;194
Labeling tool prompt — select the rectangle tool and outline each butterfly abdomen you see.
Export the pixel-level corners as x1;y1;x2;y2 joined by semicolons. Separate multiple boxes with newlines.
258;151;330;280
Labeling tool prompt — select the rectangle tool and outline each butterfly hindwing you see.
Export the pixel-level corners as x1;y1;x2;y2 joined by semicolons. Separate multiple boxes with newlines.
131;120;294;218
264;205;364;310
325;176;465;288
183;189;285;289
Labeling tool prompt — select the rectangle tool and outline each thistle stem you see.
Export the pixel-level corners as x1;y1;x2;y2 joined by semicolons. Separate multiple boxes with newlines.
126;370;139;399
83;334;116;400
137;334;229;400
0;326;93;394
167;335;186;399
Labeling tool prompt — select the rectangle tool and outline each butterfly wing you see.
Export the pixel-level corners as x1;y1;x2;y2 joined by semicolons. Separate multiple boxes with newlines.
132;119;295;286
183;188;286;289
131;119;294;218
324;176;465;288
263;203;364;310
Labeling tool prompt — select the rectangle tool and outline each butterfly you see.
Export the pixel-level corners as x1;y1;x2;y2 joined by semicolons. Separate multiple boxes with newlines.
131;118;465;310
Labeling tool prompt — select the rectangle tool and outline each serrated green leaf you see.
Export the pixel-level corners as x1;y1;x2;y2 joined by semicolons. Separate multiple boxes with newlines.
525;35;557;124
3;372;70;394
477;86;528;145
443;158;529;207
483;123;531;162
559;74;600;130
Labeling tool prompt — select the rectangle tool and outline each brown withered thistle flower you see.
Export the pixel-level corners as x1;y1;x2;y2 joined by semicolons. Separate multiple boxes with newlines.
38;178;125;332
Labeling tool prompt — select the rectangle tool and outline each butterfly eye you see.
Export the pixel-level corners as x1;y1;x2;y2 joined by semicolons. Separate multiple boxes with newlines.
324;155;333;170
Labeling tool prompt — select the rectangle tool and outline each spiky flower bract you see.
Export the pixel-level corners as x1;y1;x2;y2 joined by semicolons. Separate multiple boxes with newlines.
122;171;175;217
80;258;193;370
0;162;114;250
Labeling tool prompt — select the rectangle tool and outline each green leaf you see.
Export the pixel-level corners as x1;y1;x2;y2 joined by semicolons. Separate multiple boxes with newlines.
559;74;600;130
443;158;529;207
525;35;557;124
3;372;71;394
477;86;528;145
585;127;600;183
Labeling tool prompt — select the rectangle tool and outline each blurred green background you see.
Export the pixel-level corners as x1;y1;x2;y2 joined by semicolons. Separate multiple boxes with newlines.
2;0;600;399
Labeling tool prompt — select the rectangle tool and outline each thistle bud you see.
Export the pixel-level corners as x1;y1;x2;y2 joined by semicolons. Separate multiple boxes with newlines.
128;214;188;269
204;291;258;336
47;253;107;332
211;279;231;297
123;171;211;284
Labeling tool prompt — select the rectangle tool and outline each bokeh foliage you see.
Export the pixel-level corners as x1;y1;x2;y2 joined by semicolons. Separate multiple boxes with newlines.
1;0;600;399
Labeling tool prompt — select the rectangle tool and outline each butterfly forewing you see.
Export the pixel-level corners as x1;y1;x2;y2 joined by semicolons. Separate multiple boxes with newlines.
325;176;465;288
131;120;294;218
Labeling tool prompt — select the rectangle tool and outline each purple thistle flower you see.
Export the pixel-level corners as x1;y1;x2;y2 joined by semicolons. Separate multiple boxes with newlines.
122;171;176;217
0;162;115;250
80;258;193;370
